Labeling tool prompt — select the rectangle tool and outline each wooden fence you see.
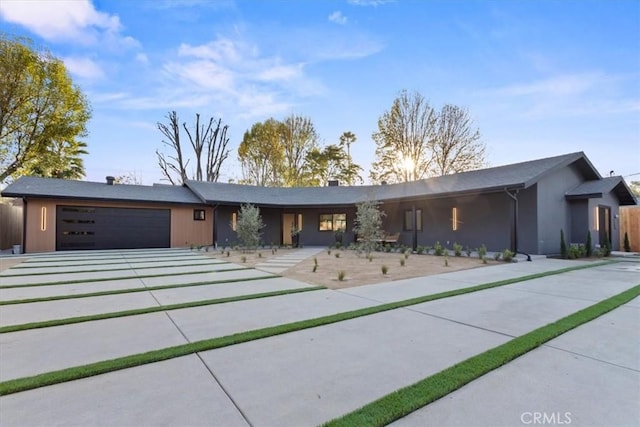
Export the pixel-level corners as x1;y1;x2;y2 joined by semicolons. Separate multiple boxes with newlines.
0;202;23;250
619;206;640;252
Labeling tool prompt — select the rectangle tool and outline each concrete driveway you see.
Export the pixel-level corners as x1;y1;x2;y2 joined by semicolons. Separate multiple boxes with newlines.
0;249;638;426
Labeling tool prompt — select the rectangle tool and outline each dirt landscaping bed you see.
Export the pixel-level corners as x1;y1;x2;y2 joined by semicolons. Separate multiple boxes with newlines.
201;246;500;289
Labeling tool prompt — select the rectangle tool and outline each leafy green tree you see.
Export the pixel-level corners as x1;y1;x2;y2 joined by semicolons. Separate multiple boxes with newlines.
370;89;486;183
339;131;362;185
235;203;264;251
304;143;363;186
0;34;91;182
353;198;386;255
629;181;640;197
238;118;284;186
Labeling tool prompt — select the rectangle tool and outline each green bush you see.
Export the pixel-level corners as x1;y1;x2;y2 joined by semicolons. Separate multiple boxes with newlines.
381;265;388;275
453;242;463;257
502;249;514;262
338;271;346;281
400;258;405;267
335;252;340;258
465;246;472;257
560;229;567;259
434;241;445;256
424;246;432;255
478;244;487;260
240;255;246;263
586;231;592;257
416;246;425;255
444;254;449;267
493;252;501;261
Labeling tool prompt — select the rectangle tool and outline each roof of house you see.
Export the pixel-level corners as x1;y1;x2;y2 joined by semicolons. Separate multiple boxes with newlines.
3;152;633;207
186;151;598;206
0;176;203;205
566;176;637;205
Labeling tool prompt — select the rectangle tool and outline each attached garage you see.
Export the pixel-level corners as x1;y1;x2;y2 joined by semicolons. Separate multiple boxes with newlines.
56;206;171;251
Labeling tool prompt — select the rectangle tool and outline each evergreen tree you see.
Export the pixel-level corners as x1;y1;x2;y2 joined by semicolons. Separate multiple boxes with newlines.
560;229;567;259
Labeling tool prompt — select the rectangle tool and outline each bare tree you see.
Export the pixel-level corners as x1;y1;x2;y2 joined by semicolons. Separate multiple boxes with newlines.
280;114;318;187
156;111;230;184
431;104;485;175
370;90;437;184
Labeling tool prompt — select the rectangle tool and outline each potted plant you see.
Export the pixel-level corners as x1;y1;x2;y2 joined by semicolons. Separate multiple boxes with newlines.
290;226;301;248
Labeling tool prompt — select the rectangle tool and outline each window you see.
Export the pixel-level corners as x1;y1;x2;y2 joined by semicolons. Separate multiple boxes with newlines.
231;212;237;231
193;209;206;221
319;213;346;231
452;207;459;231
403;209;423;231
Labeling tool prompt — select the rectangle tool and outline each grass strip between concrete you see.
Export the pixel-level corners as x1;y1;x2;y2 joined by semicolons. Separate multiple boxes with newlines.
0;261;614;396
19;252;202;264
0;286;325;333
0;275;278;306
1;261;231;277
323;283;640;427
0;267;252;289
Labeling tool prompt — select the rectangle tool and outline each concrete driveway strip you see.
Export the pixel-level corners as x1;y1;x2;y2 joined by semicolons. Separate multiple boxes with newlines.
0;277;146;301
392;303;640;427
0;355;249;427
0;312;189;382
339;258;594;304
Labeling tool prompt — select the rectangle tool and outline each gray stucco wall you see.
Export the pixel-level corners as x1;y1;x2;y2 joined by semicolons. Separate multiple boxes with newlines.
536;163;585;254
517;185;538;254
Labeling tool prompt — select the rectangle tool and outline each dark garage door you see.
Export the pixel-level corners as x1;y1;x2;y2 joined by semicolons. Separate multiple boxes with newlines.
56;206;171;251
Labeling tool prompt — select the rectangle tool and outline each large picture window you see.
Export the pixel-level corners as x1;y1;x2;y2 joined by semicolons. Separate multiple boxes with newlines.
319;213;346;231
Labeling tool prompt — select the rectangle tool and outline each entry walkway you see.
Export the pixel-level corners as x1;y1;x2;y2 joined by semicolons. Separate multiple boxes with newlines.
254;247;324;273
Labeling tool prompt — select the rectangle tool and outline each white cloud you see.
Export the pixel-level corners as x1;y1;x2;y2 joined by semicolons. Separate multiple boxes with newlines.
63;56;104;79
0;0;138;49
135;53;149;64
328;11;347;25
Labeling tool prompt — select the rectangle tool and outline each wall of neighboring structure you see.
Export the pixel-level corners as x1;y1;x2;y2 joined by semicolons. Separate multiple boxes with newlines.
536;163;585;254
23;198;212;253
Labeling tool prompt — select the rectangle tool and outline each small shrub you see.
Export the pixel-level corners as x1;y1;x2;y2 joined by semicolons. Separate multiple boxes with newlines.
271;248;275;255
453;242;462;257
493;252;501;261
335;252;340;258
624;231;631;252
226;251;230;257
205;246;209;252
327;249;332;255
337;270;346;281
312;264;318;273
424;246;432;255
416;245;425;255
482;257;488;264
443;249;449;257
190;243;195;250
381;265;388;275
240;255;246;263
444;254;449;267
586;231;592;257
258;252;262;258
400;258;405;266
384;245;391;253
560;229;567;259
404;252;409;259
367;253;373;262
335;241;342;249
603;232;611;256
502;249;514;262
434;241;444;256
595;248;604;258
465;246;472;257
478;244;487;259
313;256;318;266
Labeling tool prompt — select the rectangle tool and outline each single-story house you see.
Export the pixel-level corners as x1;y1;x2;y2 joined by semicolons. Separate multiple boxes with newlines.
2;152;636;255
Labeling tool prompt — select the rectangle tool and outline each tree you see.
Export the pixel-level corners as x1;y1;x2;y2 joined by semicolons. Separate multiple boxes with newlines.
370;90;437;183
156;111;230;185
303;144;363;186
0;34;91;183
370;89;486;183
339;131;362;185
280;114;319;187
431;104;486;176
353;198;386;256
235;203;264;251
629;181;640;197
238;119;284;186
115;172;143;185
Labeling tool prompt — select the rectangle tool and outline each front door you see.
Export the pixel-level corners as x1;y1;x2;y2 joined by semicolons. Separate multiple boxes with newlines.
282;213;295;246
598;206;611;247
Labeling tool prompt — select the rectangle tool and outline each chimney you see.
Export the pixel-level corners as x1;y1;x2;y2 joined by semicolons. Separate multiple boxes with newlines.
328;180;339;187
106;176;115;185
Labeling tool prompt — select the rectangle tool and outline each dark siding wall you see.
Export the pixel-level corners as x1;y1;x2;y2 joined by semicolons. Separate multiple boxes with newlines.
215;205;239;247
261;208;281;246
518;185;538;254
569;200;589;246
381;193;512;252
536;164;584;254
298;207;358;247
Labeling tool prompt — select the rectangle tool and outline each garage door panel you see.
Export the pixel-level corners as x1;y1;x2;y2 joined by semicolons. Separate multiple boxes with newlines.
56;206;170;250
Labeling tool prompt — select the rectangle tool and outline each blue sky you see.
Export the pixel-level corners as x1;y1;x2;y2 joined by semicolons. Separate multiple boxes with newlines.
1;0;639;184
